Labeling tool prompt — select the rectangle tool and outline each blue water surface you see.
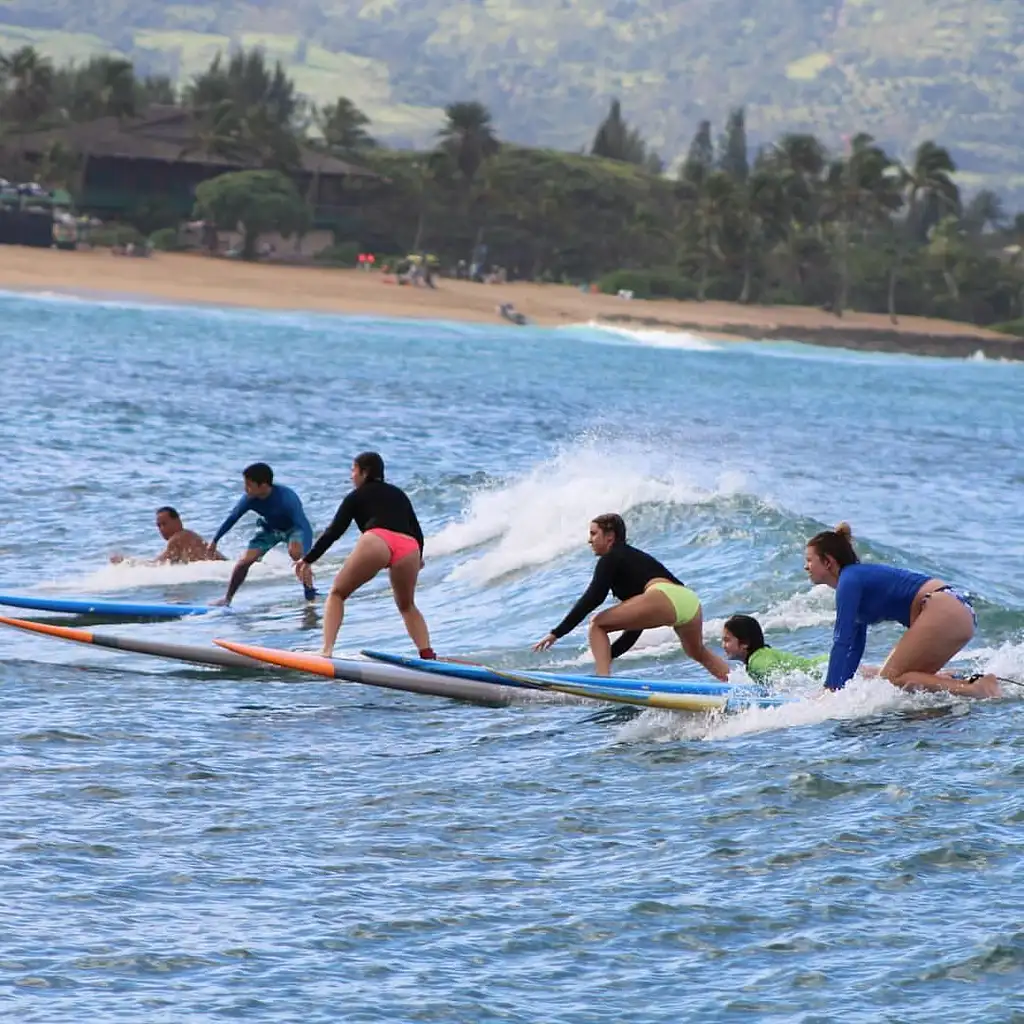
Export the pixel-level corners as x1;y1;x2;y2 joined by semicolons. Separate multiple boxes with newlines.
1;291;1023;1022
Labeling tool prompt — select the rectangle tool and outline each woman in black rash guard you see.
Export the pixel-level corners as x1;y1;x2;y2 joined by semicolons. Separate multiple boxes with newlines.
295;452;435;659
533;513;729;680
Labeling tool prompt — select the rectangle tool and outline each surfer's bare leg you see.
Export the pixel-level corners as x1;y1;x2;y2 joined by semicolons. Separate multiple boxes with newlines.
674;607;730;682
214;549;262;606
287;540;315;599
389;550;430;653
881;593;1000;697
321;533;389;657
588;591;676;676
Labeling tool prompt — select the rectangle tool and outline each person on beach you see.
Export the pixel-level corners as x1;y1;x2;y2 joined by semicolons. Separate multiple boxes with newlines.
110;506;225;565
721;614;826;685
805;522;1000;697
294;452;434;660
207;463;315;606
533;513;729;680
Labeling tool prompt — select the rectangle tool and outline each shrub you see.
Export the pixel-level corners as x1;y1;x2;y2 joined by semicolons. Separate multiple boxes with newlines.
86;223;145;248
990;319;1024;337
150;227;184;251
314;241;361;267
596;268;697;301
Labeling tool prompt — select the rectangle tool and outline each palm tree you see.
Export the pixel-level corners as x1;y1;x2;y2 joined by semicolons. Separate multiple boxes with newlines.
58;57;139;121
92;57;137;118
905;140;959;242
184;49;301;170
693;170;737;301
927;215;967;301
759;133;827;292
821;133;902;316
0;46;55;127
436;101;500;258
437;101;500;196
408;150;451;251
962;188;1006;237
316;97;375;155
138;75;176;107
737;166;786;303
767;132;827;228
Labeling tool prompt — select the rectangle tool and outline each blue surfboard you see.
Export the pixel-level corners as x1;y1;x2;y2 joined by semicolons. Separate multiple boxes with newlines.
525;672;789;707
486;666;791;712
361;649;783;701
0;593;214;619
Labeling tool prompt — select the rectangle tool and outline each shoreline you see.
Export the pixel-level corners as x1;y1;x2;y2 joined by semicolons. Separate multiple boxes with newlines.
594;313;1017;360
0;247;1019;360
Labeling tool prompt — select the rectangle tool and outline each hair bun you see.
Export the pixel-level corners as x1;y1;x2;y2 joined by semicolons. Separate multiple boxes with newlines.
834;521;853;540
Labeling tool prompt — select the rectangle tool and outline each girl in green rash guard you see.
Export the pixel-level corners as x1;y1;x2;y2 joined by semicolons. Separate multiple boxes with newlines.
722;614;827;685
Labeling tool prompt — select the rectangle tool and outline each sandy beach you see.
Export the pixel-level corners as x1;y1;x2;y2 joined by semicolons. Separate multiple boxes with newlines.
0;246;1018;359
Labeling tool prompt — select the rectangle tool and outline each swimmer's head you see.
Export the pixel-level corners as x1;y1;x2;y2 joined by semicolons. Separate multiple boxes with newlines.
243;462;274;498
352;451;385;486
589;513;625;555
722;614;765;663
805;521;858;586
155;506;182;540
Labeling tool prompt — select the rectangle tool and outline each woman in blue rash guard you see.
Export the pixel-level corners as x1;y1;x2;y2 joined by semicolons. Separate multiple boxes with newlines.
805;522;1000;698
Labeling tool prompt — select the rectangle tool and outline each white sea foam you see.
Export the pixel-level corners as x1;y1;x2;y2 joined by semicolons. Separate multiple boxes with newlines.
0;287;196;317
615;674;946;744
704;585;837;636
38;548;299;593
427;441;746;586
567;320;721;352
953;638;1024;681
614;637;1024;744
966;349;1014;364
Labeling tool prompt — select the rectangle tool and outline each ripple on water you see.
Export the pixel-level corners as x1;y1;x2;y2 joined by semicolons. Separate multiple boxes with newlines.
1;299;1024;1021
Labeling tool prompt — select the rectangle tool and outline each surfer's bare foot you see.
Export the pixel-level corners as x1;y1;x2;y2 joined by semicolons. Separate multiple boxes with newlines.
319;648;333;658
211;597;231;607
968;674;1001;698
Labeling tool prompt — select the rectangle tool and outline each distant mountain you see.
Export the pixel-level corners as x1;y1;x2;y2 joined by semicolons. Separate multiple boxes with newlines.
2;0;1023;198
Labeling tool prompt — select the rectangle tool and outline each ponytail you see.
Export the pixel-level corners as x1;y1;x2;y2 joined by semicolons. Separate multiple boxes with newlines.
807;521;859;568
354;451;385;482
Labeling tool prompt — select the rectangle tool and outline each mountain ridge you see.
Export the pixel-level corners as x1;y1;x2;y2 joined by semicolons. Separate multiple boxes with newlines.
1;1;1022;195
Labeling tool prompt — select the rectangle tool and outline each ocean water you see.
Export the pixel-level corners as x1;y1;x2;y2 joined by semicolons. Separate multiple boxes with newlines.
1;290;1023;1022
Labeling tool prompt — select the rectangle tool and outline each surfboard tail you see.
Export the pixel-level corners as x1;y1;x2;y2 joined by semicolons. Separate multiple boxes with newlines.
213;639;338;678
0;615;96;643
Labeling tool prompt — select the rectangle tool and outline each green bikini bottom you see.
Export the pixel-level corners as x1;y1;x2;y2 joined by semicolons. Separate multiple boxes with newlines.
648;582;701;626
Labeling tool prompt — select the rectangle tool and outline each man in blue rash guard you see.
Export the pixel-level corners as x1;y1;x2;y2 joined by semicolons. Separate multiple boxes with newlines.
207;462;316;606
805;522;1000;698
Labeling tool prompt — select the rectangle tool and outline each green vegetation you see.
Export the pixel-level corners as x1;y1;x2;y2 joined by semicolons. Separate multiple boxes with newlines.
3;43;1024;328
0;1;1022;199
991;320;1024;338
314;240;361;267
193;170;309;260
149;226;185;251
596;269;696;301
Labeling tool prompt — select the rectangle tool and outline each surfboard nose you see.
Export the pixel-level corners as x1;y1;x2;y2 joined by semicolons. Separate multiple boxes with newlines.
0;615;95;642
213;639;338;678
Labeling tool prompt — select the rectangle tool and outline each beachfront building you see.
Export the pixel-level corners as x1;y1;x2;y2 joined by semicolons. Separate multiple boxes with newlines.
1;105;379;241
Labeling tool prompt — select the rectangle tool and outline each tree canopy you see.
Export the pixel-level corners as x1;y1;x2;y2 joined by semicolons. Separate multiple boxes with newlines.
3;43;1024;331
193;169;309;260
